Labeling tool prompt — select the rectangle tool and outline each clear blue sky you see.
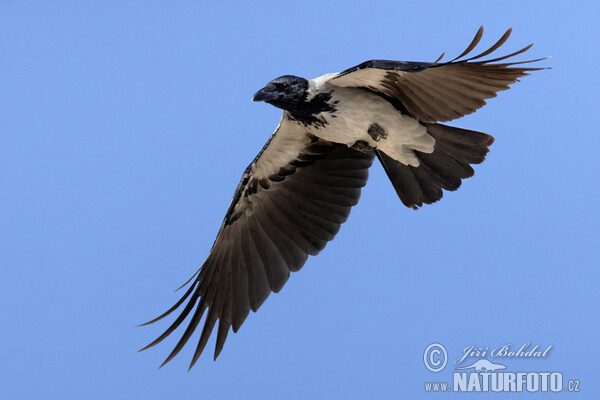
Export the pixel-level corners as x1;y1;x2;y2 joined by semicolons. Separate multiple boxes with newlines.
1;1;598;399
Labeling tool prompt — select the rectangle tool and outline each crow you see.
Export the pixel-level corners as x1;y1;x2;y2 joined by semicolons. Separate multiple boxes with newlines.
140;27;545;369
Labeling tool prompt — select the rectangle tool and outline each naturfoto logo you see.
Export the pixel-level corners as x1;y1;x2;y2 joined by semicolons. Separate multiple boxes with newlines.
423;342;580;393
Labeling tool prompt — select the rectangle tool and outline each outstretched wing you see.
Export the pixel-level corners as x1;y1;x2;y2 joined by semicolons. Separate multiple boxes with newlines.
329;26;546;123
140;115;375;369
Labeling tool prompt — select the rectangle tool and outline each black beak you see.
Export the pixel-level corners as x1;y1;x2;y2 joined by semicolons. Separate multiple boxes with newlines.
252;87;274;102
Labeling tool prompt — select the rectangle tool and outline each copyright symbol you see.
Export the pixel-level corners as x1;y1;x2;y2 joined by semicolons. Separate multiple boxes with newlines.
424;343;447;372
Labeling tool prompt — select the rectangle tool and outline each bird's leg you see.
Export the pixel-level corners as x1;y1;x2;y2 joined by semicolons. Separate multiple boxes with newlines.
351;140;374;153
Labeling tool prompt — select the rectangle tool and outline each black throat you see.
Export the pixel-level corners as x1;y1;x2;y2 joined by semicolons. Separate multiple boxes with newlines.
285;91;338;127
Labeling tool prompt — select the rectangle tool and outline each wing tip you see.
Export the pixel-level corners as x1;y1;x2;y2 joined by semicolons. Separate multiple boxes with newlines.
447;26;548;68
137;344;152;353
159;357;172;369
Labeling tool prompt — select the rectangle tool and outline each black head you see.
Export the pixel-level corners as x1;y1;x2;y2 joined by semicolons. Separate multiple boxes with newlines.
252;75;309;111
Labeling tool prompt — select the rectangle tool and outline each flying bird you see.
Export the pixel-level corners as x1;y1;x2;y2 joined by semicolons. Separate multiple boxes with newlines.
140;27;545;369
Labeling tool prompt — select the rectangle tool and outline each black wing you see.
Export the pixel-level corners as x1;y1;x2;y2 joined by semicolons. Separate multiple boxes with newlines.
329;26;546;123
140;115;375;369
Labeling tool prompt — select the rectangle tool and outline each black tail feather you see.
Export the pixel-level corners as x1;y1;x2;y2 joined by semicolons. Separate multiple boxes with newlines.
377;123;494;209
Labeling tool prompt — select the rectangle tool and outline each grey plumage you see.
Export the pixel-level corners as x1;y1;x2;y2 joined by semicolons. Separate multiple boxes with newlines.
140;27;545;369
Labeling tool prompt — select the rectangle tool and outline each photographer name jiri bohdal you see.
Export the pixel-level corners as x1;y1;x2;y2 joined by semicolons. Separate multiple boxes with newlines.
454;342;552;364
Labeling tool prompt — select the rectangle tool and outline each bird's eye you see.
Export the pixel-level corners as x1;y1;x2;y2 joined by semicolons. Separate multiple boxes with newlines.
275;82;289;91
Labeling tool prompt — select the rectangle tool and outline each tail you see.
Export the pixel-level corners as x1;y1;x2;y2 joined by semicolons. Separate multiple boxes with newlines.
377;123;494;209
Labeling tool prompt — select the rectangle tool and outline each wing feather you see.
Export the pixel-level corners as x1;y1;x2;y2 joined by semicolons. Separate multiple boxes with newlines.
214;260;233;359
449;25;484;61
330;27;547;123
141;117;374;368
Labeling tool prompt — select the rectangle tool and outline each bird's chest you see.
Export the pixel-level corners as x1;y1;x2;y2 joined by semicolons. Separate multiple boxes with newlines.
288;87;435;167
288;89;390;144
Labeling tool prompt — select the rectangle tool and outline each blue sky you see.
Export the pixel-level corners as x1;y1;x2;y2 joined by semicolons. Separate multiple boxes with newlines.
1;1;599;399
